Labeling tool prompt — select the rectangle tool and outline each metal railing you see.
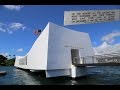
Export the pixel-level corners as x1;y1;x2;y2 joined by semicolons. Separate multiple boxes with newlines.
72;55;120;65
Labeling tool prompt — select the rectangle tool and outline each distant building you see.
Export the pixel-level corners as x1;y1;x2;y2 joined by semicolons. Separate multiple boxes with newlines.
14;22;95;78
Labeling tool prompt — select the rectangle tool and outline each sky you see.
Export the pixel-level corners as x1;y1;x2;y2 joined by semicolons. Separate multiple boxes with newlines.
0;5;120;57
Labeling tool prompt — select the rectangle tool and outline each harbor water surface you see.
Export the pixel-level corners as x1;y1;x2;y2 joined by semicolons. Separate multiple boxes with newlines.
0;66;120;85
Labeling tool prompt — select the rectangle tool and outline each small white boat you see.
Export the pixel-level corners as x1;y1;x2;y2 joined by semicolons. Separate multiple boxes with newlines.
0;71;7;76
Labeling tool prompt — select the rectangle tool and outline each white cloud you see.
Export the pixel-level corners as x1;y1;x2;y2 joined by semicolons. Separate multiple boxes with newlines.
17;48;23;52
0;23;6;26
93;42;120;55
8;23;26;34
101;31;120;44
3;5;23;11
0;22;26;34
0;27;6;32
9;23;24;30
94;31;120;55
0;23;6;32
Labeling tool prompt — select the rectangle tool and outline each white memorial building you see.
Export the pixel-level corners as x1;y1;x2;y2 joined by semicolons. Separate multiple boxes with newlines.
14;22;95;78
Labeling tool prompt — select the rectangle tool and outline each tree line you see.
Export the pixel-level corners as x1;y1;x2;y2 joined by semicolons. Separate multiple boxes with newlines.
0;55;15;66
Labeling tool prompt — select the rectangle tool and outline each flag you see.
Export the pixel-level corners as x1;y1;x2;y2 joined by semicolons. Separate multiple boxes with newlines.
33;29;41;36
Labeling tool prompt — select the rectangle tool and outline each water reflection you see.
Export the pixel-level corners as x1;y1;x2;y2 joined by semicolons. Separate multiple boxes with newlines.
1;66;120;85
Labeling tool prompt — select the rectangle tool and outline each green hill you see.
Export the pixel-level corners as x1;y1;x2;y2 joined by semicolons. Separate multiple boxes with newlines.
5;58;15;66
0;55;15;66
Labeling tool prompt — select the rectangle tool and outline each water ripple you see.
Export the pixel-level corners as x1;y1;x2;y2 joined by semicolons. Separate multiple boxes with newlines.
1;66;120;85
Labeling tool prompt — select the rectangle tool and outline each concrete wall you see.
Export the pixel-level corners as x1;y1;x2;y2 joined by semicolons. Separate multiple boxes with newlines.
14;56;29;69
14;23;49;70
47;22;94;70
27;23;49;70
45;69;71;78
70;65;87;78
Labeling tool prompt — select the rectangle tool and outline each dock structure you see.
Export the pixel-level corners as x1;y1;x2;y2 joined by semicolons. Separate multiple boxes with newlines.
14;22;120;78
73;53;120;66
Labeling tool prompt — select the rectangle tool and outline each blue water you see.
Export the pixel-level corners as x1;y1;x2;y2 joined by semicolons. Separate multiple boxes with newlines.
1;66;120;85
